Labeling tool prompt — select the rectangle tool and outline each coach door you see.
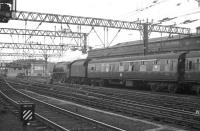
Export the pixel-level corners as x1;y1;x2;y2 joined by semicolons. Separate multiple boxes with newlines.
177;53;187;82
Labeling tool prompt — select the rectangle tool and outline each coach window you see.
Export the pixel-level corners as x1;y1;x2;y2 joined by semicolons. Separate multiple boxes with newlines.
189;61;192;71
170;60;174;71
119;62;124;72
109;64;112;72
91;66;95;72
111;63;115;72
164;59;170;72
105;63;109;72
129;62;135;71
140;61;146;72
153;60;160;72
102;63;107;72
124;62;129;72
95;64;101;72
128;62;133;71
166;59;169;64
154;60;158;65
197;59;200;71
132;64;135;71
89;64;95;72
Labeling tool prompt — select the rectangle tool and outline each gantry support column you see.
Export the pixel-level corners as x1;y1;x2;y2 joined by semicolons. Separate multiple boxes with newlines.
143;23;149;55
82;34;87;54
44;54;48;80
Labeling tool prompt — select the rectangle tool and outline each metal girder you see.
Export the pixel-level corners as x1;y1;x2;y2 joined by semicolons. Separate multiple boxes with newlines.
0;42;80;50
0;0;13;4
11;11;191;35
0;27;86;38
0;52;60;57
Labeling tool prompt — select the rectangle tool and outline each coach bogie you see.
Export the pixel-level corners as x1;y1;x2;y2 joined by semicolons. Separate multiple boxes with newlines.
191;85;200;95
149;82;159;92
147;82;177;92
98;79;109;87
125;80;134;87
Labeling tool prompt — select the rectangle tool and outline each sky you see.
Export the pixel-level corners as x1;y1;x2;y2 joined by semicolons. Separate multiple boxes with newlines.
0;0;200;62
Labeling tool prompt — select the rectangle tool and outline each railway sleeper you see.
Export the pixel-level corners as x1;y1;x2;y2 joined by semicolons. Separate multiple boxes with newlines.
35;126;49;131
8;79;200;130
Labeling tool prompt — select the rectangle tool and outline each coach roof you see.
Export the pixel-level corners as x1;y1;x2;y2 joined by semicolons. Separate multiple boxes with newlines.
89;52;183;63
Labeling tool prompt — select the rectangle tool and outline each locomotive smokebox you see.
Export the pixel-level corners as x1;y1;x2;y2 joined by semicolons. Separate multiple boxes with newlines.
196;26;200;34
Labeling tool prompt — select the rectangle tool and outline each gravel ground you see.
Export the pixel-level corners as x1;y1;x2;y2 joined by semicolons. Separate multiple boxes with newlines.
21;89;187;131
0;100;35;131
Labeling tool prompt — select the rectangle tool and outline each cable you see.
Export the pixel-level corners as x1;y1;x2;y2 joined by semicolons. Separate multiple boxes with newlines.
156;9;200;25
117;0;170;20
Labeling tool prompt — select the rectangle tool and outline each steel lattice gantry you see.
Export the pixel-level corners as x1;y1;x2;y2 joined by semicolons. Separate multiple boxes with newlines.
10;11;191;55
0;27;87;38
11;11;191;34
0;52;60;57
0;28;88;53
0;42;78;50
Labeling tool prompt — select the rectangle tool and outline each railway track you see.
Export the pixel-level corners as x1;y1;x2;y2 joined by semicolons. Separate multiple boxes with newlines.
14;78;200;112
0;78;124;131
7;78;200;130
71;84;200;112
54;82;200;112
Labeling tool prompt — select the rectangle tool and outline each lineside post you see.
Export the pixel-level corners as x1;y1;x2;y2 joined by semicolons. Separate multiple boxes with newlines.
143;23;149;55
19;102;35;131
82;33;87;54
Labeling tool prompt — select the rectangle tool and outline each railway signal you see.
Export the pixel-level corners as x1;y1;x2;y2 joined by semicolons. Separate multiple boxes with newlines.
0;0;15;23
20;102;35;124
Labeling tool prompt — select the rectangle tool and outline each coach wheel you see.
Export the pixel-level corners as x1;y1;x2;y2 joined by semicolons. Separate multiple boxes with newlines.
168;85;177;93
99;81;103;87
150;85;158;92
91;80;96;87
99;80;106;87
196;87;200;96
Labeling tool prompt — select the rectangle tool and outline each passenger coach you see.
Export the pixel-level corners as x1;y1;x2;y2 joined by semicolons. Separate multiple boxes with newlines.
88;52;183;92
51;51;200;95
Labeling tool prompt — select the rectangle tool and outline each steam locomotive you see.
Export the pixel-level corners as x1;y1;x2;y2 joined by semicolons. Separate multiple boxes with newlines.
52;51;200;95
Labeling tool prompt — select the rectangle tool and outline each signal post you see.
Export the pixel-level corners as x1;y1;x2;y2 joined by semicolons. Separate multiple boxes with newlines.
19;102;35;131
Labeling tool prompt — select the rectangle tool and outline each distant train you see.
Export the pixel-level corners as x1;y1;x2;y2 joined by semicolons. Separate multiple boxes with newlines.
51;51;200;95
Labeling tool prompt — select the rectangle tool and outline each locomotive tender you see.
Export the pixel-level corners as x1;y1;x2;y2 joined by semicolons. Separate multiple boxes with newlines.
52;51;200;95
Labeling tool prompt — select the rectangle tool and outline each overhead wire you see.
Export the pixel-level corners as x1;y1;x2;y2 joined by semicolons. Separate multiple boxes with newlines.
144;0;200;26
157;9;200;25
117;0;170;20
119;0;200;26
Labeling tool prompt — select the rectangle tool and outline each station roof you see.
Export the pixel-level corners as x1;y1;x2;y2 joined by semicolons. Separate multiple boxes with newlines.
113;34;193;47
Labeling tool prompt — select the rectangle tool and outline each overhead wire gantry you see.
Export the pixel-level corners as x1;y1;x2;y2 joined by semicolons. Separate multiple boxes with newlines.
11;11;190;34
0;42;77;51
9;10;191;55
0;0;191;55
0;27;87;38
0;52;59;57
0;27;87;58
